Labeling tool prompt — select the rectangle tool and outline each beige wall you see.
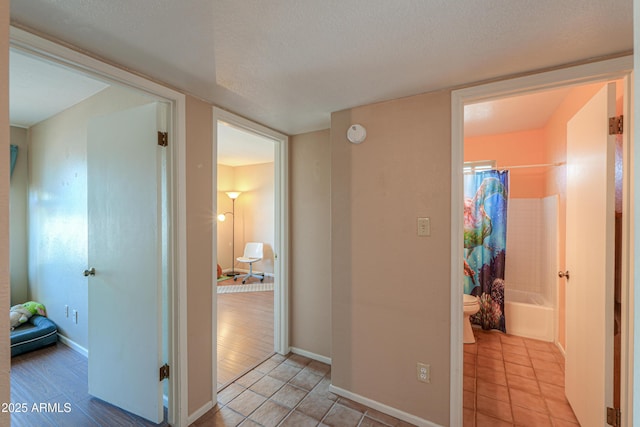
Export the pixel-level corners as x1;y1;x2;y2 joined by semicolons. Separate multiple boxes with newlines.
217;164;234;190
290;130;331;358
0;2;10;424
10;126;28;304
217;162;275;275
185;95;214;415
331;91;452;425
235;163;275;274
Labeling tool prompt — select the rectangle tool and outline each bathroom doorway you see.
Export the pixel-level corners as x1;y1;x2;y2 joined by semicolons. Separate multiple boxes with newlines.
451;57;633;426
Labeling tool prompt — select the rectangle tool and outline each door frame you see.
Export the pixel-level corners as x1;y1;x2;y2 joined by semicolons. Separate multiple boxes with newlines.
211;107;290;387
450;56;634;426
10;26;189;427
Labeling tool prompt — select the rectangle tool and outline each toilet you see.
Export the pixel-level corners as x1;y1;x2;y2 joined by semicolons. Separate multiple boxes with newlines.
463;294;480;344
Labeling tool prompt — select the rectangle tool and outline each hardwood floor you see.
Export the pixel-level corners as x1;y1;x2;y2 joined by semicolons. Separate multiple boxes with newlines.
217;279;274;389
10;343;168;426
9;279;275;424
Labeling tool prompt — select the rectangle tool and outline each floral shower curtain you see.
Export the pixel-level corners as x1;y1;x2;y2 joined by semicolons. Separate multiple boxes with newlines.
463;170;509;332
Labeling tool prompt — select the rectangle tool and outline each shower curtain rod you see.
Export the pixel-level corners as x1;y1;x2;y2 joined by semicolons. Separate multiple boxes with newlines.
496;162;565;170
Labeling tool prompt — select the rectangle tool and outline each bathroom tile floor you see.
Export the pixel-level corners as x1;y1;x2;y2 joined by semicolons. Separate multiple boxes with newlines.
464;328;580;426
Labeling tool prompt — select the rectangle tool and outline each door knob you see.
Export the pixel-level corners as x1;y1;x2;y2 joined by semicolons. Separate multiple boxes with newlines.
83;267;96;277
558;270;570;280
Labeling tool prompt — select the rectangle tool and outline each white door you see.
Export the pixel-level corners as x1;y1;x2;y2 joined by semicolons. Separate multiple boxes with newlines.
87;103;165;423
565;83;616;426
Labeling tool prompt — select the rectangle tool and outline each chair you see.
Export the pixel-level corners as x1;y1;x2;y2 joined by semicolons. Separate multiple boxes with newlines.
234;242;265;284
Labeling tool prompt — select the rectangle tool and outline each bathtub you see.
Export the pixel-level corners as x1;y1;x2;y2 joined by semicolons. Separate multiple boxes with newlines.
503;289;554;342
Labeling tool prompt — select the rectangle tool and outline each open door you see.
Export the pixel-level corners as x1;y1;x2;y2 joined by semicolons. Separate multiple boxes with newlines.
86;102;166;423
565;83;616;426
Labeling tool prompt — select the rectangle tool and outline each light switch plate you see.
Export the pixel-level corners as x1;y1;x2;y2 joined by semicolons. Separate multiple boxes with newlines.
417;217;430;236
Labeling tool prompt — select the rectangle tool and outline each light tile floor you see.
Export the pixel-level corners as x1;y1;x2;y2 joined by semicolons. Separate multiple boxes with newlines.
198;328;580;426
193;353;416;427
464;328;580;426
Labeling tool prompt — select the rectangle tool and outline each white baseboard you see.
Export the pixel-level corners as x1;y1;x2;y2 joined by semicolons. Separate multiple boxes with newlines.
187;400;215;425
290;347;331;365
57;333;88;357
328;385;442;427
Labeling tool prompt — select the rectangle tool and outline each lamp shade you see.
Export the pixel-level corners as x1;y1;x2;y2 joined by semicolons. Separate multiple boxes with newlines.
217;213;226;221
226;191;241;200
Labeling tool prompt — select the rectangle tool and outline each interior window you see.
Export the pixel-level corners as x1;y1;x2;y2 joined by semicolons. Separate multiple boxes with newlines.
463;160;496;174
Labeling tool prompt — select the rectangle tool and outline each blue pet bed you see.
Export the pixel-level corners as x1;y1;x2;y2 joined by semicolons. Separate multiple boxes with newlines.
10;315;58;357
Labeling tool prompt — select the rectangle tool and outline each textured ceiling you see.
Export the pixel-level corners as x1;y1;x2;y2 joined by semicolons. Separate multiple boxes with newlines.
10;1;633;135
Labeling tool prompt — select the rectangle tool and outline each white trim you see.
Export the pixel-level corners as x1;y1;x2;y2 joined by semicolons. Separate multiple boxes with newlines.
186;401;215;425
10;26;189;427
211;110;219;397
450;88;464;427
620;72;634;427
329;385;442;427
57;334;89;357
173;81;189;427
455;56;634;104
275;127;291;356
211;108;290;401
629;62;637;427
451;55;633;427
290;347;332;365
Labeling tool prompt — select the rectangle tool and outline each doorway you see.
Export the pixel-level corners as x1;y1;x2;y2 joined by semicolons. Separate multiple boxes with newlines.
9;28;187;426
216;120;275;388
212;108;290;391
450;56;633;427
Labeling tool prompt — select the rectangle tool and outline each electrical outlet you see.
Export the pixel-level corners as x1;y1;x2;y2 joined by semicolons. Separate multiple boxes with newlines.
73;310;78;324
417;362;430;383
64;305;69;318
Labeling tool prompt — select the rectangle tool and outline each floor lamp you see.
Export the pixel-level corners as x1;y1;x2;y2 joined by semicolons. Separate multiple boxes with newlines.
217;191;241;277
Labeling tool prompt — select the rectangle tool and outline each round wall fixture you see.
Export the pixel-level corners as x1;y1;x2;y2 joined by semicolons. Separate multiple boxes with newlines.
347;124;367;144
